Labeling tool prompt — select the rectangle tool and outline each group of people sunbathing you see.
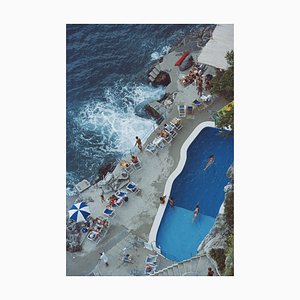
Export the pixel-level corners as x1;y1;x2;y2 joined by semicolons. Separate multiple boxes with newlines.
120;155;139;169
181;64;214;96
181;65;205;96
84;216;109;231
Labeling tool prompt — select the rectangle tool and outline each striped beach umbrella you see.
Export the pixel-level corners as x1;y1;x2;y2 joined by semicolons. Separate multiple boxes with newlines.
68;202;90;222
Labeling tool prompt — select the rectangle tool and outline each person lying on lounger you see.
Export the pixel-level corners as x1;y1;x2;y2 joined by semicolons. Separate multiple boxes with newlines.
160;130;169;138
146;265;155;273
122;254;133;263
109;195;117;206
131;155;139;163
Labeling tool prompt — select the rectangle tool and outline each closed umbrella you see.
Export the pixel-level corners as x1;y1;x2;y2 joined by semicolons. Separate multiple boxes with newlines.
68;202;90;222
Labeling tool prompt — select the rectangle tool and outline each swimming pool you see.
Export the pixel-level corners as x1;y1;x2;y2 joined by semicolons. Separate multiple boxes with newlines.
152;123;233;262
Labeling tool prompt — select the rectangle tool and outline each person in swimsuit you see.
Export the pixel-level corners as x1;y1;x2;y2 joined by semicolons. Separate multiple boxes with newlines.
135;136;143;152
192;204;200;223
204;154;215;171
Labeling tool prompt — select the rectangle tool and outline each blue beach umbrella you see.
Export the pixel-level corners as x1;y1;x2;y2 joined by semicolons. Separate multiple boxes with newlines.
68;202;91;222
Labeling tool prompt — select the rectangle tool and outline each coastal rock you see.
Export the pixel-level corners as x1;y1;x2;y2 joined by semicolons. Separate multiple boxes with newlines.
153;71;171;86
197;164;234;273
226;164;234;181
197;213;227;256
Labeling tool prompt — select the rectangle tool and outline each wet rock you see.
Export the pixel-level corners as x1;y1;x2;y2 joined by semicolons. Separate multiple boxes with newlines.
153;71;171;86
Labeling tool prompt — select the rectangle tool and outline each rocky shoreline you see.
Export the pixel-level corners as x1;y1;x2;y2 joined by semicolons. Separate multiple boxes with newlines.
197;164;234;275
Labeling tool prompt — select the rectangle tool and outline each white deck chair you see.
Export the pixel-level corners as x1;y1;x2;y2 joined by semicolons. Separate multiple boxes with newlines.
145;264;157;275
163;133;172;144
169;129;177;139
170;118;183;131
187;105;195;119
145;254;158;265
145;142;157;154
178;104;186;118
124;163;135;174
132;160;142;171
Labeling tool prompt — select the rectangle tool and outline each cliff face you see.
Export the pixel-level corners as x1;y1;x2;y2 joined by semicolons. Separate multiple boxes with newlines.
197;164;234;274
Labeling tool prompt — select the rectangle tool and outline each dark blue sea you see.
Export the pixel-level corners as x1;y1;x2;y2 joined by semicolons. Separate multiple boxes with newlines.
66;24;205;196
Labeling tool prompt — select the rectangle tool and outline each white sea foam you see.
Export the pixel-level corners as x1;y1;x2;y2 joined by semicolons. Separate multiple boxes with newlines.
74;82;164;157
150;45;171;61
67;81;165;195
66;171;80;197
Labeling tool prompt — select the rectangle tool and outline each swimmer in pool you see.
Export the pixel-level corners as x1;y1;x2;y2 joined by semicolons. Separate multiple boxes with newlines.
204;154;215;171
192;204;200;223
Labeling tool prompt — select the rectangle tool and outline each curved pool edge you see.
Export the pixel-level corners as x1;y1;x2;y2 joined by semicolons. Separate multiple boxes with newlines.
147;121;215;255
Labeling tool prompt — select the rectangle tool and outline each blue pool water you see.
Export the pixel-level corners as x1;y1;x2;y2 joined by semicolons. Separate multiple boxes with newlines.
156;127;233;261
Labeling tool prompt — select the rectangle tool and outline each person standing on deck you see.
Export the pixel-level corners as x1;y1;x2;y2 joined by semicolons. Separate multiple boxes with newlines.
100;194;105;203
207;267;214;276
135;136;143;152
99;252;109;267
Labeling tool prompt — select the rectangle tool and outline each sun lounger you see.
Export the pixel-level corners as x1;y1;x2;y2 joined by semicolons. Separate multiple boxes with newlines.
116;190;127;198
132;160;142;171
87;230;100;242
95;216;110;228
127;182;137;192
171;117;183;130
145;254;158;265
145;264;157;275
145;142;157;154
98;227;108;240
162;133;172;144
164;123;176;132
120;160;135;174
178;105;186;118
126;182;141;195
187;105;195;119
168;129;177;139
103;207;115;218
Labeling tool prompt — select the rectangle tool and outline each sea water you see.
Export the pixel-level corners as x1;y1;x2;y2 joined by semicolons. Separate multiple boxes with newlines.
66;24;205;196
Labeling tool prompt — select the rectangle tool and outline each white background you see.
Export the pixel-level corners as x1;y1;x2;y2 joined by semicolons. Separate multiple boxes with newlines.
1;0;299;299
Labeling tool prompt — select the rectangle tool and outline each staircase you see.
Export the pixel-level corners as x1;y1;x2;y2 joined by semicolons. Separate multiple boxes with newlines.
148;64;161;83
151;254;216;276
